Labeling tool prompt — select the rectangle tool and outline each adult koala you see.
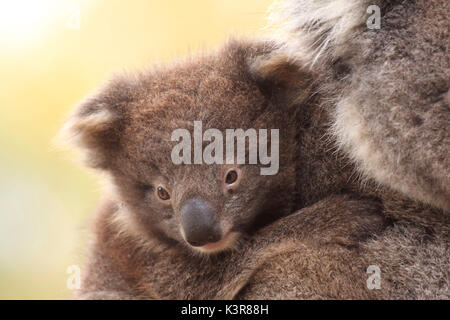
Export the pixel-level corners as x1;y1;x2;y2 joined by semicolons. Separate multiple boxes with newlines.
269;0;449;212
265;0;449;298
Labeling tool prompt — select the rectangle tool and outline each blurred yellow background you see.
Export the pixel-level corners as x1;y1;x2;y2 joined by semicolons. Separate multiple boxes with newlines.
0;0;272;299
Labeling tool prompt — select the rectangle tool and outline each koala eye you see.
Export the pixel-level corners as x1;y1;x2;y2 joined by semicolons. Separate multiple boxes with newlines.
223;167;242;191
225;170;238;185
157;186;171;201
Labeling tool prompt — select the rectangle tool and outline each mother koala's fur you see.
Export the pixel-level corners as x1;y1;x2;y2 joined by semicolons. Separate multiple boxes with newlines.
265;0;450;298
269;0;450;212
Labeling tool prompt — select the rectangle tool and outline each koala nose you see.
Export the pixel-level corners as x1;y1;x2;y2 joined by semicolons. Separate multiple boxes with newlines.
180;198;222;247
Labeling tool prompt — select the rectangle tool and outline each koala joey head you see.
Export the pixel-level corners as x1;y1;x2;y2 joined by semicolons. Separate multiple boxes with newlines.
62;38;309;254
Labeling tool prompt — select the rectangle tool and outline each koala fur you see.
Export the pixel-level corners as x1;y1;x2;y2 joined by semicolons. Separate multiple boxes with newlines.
79;195;388;299
63;38;449;299
268;0;450;212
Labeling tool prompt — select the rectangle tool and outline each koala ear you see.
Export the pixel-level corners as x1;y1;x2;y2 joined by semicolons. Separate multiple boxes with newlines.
248;52;313;103
60;76;133;169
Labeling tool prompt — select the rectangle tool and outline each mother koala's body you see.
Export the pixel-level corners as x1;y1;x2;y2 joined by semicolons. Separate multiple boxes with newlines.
270;0;450;212
267;0;450;298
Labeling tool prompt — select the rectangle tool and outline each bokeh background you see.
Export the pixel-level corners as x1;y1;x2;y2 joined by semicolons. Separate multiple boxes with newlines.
0;0;272;299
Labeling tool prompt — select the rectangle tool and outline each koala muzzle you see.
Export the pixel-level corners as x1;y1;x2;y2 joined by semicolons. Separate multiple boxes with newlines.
180;198;222;247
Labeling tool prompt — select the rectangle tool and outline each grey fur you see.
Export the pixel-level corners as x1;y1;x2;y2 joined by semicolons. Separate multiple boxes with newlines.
269;0;450;211
62;37;449;299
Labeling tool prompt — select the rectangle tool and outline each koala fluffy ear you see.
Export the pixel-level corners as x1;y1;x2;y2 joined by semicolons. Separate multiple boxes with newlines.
249;52;313;103
60;77;133;169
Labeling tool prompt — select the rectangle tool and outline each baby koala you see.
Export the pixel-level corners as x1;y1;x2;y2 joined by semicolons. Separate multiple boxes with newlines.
63;38;387;299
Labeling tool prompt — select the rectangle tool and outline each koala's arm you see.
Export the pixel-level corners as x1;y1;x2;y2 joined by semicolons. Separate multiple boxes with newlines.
74;246;150;300
74;202;159;300
254;194;387;248
74;237;155;300
228;194;388;299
